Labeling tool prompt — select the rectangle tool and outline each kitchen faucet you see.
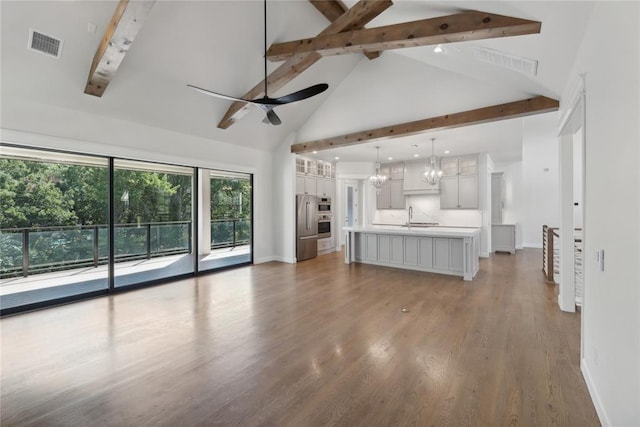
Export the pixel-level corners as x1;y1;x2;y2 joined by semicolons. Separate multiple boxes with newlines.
408;206;413;229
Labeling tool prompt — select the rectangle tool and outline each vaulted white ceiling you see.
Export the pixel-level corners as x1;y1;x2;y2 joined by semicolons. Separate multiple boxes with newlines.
0;1;595;164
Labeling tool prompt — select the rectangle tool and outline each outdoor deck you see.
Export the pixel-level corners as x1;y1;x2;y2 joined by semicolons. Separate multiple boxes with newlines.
0;246;250;311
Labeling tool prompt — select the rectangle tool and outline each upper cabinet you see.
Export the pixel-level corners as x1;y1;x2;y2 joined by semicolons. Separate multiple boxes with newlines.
439;155;479;209
376;162;405;209
403;161;440;194
295;156;335;198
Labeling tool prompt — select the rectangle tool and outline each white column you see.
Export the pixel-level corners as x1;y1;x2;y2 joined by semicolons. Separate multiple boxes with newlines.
558;135;576;312
198;169;211;256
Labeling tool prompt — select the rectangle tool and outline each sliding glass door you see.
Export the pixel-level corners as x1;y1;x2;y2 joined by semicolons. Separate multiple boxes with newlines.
0;146;109;311
1;145;253;314
198;170;252;271
113;159;194;287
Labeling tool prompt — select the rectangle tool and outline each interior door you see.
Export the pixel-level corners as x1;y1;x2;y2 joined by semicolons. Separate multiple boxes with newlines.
345;183;358;228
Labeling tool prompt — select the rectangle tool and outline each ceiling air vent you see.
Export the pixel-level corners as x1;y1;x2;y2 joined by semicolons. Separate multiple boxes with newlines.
28;29;63;58
471;46;538;76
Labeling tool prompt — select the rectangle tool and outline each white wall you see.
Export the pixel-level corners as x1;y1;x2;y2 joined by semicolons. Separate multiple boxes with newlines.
272;134;297;263
0;99;276;263
494;161;524;249
521;113;561;247
562;2;639;425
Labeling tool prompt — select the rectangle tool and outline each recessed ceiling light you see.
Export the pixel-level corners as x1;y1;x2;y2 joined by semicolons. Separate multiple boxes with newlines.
334;156;339;160
388;157;393;160
434;45;444;54
413;154;419;158
312;151;318;154
444;150;450;154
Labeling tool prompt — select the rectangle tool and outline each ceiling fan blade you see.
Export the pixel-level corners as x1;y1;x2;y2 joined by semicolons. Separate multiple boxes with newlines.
265;108;282;125
187;84;253;104
274;83;329;104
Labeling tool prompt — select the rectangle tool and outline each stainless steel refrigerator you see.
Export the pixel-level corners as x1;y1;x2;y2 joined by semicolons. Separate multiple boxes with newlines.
296;194;318;261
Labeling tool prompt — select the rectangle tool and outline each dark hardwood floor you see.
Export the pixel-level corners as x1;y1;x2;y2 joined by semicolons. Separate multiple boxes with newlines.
0;249;599;426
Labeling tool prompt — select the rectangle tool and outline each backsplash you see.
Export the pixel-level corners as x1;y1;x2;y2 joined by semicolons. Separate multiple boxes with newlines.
373;194;482;227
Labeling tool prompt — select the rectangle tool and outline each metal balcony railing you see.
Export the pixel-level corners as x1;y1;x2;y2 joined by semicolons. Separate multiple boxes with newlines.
211;218;251;249
1;218;251;279
0;221;192;279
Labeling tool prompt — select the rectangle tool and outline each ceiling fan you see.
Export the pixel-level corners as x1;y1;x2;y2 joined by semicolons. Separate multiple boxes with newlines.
187;0;328;126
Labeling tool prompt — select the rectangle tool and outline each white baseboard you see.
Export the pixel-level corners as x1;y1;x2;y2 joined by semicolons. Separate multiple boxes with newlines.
581;358;610;426
523;242;543;249
254;256;296;264
480;252;490;258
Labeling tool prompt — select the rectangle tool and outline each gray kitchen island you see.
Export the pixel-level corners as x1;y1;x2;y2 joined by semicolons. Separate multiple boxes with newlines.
343;226;481;281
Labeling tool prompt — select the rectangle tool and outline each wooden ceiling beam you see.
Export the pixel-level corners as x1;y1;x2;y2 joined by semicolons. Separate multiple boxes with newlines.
308;0;380;60
267;10;541;61
217;0;392;129
84;0;156;97
290;96;559;154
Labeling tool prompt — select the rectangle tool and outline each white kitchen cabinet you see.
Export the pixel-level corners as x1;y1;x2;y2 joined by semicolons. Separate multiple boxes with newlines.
492;224;516;254
318;178;334;198
345;228;480;280
403;161;440;194
439;155;479;209
378;235;390;262
418;237;433;268
379;234;404;264
449;239;464;272
404;236;418;266
296;174;317;196
355;233;366;260
376;162;405;209
365;233;377;261
390;235;404;265
439;177;459;209
318;236;335;254
433;238;450;270
458;175;479;208
355;233;379;261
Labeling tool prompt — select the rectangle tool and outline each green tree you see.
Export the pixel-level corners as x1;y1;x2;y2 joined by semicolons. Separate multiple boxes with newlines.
60;165;109;225
210;177;251;220
114;170;178;224
0;159;77;228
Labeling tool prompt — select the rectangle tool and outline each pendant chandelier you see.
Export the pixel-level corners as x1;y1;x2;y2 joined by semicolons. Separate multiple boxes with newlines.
423;138;443;185
369;146;388;193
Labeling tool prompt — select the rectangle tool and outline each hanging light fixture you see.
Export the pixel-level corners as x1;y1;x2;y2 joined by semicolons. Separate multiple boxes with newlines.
423;137;443;185
369;146;388;193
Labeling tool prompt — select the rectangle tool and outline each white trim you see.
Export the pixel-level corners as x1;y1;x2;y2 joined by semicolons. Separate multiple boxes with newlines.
253;256;296;264
523;243;543;249
558;74;586;136
581;359;610;426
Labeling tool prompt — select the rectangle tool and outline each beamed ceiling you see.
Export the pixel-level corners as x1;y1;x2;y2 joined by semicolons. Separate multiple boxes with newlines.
0;0;595;164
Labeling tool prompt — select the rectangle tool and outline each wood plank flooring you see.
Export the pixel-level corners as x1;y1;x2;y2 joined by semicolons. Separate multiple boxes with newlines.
0;249;600;426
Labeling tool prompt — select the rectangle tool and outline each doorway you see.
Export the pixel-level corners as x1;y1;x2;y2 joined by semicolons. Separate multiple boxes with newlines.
558;75;586;361
342;181;360;247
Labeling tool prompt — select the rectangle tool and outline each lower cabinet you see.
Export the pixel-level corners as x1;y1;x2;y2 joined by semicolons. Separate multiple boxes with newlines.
492;224;516;254
359;234;463;272
349;231;479;280
418;237;433;268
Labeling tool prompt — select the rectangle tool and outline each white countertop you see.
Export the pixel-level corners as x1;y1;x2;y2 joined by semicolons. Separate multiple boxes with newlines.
343;225;481;238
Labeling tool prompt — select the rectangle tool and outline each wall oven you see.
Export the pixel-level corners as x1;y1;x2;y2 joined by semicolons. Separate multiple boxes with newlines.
318;197;331;213
318;214;331;239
